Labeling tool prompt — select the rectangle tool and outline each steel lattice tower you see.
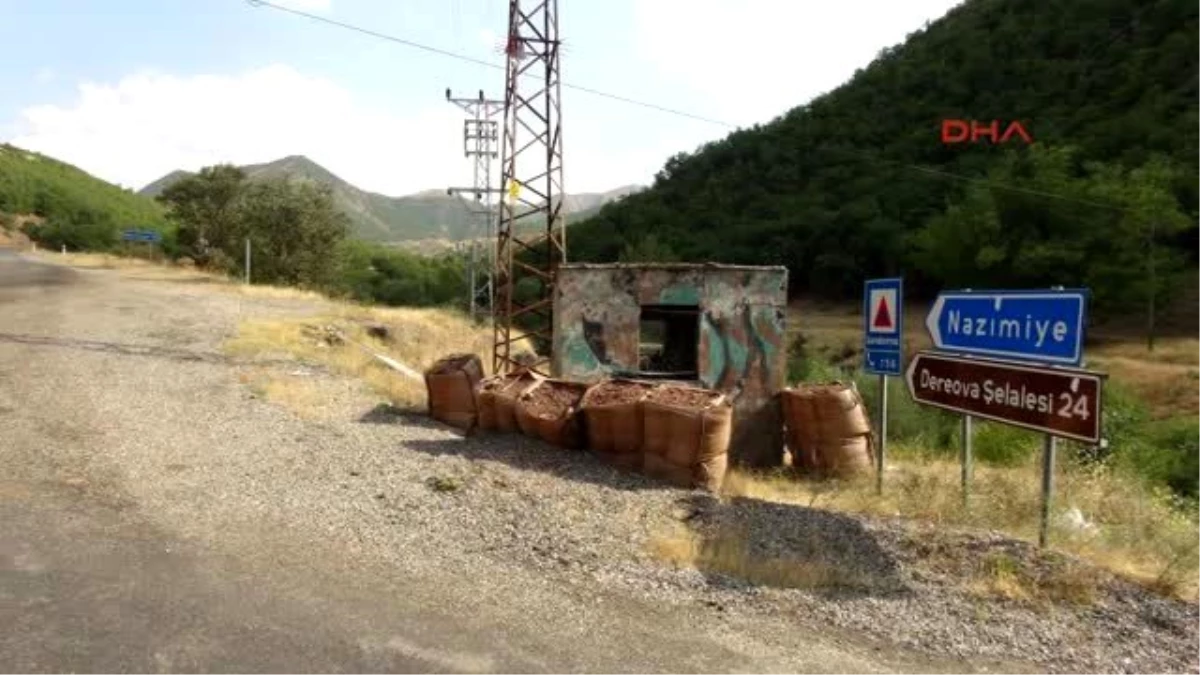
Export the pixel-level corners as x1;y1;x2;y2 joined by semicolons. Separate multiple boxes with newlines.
446;89;504;323
493;0;566;376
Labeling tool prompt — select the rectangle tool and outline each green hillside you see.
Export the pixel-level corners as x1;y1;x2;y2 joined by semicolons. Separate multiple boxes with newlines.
0;144;169;248
140;157;639;243
567;0;1199;316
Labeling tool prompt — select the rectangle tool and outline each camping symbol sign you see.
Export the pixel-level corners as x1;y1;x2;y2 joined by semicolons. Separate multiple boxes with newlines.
863;278;904;376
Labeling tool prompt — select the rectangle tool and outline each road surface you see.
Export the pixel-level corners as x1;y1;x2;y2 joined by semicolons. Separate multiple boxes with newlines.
0;249;999;673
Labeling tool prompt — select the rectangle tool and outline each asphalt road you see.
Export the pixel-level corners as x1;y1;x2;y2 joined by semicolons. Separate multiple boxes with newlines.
0;249;978;674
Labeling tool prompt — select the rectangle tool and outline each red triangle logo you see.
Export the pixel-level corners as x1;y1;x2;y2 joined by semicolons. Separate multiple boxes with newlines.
873;297;893;329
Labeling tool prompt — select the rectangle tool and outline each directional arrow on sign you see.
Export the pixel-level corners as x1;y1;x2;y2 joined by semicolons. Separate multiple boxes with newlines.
925;289;1087;365
906;350;1104;443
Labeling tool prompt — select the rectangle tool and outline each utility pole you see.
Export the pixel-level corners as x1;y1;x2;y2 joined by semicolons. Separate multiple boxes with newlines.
494;0;567;376
1147;220;1157;352
446;89;504;324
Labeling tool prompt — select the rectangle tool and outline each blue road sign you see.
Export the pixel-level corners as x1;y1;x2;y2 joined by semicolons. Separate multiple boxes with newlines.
122;229;161;243
863;277;904;376
924;289;1088;366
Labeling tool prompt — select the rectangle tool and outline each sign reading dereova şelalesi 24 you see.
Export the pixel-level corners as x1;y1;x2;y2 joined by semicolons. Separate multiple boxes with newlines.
905;351;1103;443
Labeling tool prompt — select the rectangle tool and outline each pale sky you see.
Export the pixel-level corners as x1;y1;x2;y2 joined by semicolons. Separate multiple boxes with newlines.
0;0;963;197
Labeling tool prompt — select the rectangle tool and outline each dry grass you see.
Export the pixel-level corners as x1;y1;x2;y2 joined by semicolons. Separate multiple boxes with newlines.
237;369;341;420
721;454;1200;601
224;303;530;409
965;551;1097;606
649;522;874;591
33;249;527;411
29;250;224;283
1088;353;1198;419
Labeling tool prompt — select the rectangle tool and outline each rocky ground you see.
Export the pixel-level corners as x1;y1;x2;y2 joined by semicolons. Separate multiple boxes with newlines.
2;252;1196;673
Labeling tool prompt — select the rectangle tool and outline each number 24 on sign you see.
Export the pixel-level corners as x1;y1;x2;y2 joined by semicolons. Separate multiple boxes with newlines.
977;379;1090;419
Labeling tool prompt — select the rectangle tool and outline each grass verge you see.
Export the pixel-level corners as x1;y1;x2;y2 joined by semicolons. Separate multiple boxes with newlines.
224;304;528;409
720;453;1199;601
649;522;878;592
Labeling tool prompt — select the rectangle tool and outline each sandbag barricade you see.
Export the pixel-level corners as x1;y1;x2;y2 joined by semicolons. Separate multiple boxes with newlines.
424;353;485;431
579;379;659;471
640;385;732;491
781;382;873;477
485;370;543;433
514;378;592;449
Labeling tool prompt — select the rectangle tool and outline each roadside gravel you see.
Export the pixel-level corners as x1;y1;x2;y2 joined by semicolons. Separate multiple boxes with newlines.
6;263;1196;674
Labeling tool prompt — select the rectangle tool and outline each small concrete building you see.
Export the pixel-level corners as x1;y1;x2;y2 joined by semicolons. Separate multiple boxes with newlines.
551;262;789;467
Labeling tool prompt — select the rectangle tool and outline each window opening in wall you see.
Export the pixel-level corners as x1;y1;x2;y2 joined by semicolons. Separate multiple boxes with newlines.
637;304;700;379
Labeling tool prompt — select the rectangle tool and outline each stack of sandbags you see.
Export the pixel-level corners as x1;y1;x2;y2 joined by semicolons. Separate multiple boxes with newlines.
480;370;543;433
579;379;659;471
514;378;592;449
641;385;732;491
424;353;485;431
781;382;873;477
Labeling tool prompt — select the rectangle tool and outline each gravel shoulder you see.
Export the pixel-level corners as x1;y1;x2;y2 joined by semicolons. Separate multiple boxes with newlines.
1;253;1195;673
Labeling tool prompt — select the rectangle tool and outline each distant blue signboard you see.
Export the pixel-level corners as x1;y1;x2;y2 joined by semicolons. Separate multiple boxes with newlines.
863;277;904;376
122;229;161;243
924;289;1088;366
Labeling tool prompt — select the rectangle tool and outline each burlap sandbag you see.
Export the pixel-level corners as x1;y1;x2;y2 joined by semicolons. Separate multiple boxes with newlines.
781;387;821;471
580;379;658;467
493;371;542;433
817;435;874;476
642;386;732;465
814;382;872;438
782;382;874;477
515;379;590;448
475;376;505;431
424;353;484;431
643;450;728;492
641;385;731;491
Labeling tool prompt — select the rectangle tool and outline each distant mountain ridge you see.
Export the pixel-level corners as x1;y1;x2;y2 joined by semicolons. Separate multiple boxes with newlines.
139;157;642;243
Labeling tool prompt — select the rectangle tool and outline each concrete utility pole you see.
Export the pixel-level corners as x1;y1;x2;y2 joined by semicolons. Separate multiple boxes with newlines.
446;89;504;324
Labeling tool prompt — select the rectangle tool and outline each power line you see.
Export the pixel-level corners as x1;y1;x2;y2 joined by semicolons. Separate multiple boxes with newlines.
245;0;1145;214
245;0;733;126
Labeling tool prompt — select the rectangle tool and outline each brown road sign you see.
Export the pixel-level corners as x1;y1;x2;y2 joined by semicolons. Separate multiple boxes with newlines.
905;350;1104;443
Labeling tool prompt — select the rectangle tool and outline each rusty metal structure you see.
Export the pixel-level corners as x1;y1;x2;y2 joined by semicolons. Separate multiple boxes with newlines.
493;0;566;376
551;263;789;467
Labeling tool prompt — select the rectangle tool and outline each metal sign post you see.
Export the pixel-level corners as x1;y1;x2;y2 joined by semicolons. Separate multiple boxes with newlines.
911;286;1103;548
961;414;973;507
244;238;251;284
1039;434;1057;547
863;277;904;494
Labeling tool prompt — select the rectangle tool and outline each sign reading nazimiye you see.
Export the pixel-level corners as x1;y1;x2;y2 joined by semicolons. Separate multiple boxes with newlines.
905;350;1103;443
924;289;1087;366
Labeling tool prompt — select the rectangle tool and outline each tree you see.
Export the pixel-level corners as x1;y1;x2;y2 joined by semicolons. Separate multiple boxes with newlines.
156;164;246;267
1081;154;1194;348
618;233;681;262
910;145;1194;317
236;178;349;288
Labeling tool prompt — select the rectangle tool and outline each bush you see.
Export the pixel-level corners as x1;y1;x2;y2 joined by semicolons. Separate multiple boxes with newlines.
1121;418;1200;501
973;421;1041;466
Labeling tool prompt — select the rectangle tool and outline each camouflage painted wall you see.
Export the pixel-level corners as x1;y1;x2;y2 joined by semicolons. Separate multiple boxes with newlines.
552;263;788;467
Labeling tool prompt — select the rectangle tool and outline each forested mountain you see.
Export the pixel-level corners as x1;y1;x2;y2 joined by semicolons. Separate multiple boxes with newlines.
0;144;169;244
141;157;641;243
568;0;1198;315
